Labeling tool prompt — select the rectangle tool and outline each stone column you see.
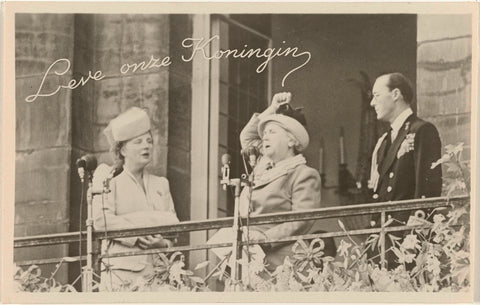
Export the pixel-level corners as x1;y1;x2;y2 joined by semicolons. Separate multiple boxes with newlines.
167;14;193;234
15;14;75;284
416;15;472;191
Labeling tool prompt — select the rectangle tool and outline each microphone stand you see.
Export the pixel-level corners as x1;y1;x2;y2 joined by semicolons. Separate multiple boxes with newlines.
220;159;248;291
220;154;256;291
244;157;256;264
230;178;242;291
81;169;95;292
76;155;98;292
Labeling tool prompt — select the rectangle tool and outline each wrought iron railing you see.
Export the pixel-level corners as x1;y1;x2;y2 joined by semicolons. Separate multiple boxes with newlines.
14;195;469;290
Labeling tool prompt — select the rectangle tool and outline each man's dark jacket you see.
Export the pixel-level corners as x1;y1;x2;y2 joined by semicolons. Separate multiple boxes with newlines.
369;114;442;268
373;114;443;212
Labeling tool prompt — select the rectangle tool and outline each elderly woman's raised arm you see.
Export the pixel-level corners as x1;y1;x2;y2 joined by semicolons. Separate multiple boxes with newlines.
239;113;263;151
240;92;291;150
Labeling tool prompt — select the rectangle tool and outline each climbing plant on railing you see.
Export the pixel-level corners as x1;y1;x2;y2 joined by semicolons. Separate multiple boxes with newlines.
210;197;469;293
14;198;470;293
238;142;471;292
14;264;77;292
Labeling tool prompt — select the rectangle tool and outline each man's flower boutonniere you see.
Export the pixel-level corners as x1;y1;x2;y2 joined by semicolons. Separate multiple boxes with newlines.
397;133;415;159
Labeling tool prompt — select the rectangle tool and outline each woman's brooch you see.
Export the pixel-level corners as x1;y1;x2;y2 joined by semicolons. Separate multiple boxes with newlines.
397;131;415;159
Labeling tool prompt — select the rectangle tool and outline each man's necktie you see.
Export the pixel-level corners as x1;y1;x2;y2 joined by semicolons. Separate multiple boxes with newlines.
379;128;392;168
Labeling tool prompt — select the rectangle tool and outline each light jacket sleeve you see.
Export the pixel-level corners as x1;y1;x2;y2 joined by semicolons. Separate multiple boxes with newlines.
263;167;321;243
92;181;139;247
161;177;177;216
240;113;263;151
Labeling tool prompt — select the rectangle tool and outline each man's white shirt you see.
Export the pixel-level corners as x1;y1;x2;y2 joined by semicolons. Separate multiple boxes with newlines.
390;107;413;142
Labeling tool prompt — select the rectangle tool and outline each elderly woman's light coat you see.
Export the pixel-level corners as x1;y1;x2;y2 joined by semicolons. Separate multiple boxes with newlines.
238;113;321;269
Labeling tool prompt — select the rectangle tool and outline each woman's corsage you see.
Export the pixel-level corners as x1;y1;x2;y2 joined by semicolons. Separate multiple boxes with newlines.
397;133;415;159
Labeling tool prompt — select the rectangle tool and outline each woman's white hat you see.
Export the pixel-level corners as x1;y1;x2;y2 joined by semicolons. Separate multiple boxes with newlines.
103;107;151;145
258;114;309;152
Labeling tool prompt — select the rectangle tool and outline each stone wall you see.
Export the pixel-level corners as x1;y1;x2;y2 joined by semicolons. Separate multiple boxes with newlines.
15;14;75;283
416;15;472;185
71;14;171;171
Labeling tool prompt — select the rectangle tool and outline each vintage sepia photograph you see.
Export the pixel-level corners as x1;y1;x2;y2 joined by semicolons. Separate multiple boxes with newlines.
1;1;478;303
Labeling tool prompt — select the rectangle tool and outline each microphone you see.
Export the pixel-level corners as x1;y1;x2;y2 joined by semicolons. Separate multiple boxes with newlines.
76;154;98;171
221;153;231;166
76;154;98;182
245;146;259;168
221;154;231;190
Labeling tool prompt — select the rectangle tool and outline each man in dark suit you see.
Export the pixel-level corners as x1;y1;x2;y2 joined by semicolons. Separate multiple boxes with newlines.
368;73;442;267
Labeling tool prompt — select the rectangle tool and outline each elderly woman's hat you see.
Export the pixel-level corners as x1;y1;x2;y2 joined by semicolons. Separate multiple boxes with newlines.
258;113;310;152
103;107;151;145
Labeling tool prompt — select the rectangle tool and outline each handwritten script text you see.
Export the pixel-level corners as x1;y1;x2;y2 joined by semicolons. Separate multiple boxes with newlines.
25;37;312;103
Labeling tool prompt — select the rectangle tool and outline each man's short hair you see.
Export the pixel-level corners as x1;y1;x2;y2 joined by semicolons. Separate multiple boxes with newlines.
383;73;414;104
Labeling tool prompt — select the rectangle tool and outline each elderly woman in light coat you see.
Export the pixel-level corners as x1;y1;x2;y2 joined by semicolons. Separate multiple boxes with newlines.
209;93;321;275
92;107;179;291
239;92;321;269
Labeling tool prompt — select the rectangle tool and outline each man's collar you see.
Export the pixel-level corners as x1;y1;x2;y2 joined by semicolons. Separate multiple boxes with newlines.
390;108;413;133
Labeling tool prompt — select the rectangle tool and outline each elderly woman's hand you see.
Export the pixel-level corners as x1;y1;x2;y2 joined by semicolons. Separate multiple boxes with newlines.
271;91;291;110
260;92;292;118
272;92;291;107
137;234;173;249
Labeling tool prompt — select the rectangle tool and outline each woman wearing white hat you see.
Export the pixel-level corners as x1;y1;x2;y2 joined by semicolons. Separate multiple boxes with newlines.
92;106;179;291
237;92;321;270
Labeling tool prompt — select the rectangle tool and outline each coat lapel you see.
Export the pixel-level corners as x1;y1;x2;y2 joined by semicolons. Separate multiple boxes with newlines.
376;133;389;167
378;115;414;179
253;154;306;189
253;171;289;189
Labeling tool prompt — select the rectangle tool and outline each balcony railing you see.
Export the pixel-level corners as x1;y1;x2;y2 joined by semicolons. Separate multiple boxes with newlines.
14;195;469;290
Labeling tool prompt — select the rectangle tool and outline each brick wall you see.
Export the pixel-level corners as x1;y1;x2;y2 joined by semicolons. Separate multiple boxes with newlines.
15;14;75;283
416;15;472;188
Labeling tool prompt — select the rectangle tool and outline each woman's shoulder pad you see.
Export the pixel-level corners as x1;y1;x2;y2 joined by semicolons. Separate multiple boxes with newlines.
294;164;320;177
148;174;170;185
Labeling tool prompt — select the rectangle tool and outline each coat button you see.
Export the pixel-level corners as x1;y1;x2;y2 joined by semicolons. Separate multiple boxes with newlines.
389;172;394;178
387;186;392;192
372;194;379;199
